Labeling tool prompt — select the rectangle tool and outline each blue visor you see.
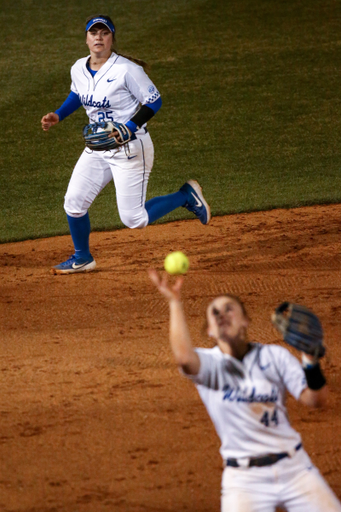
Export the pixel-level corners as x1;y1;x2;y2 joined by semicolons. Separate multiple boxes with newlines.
86;17;115;33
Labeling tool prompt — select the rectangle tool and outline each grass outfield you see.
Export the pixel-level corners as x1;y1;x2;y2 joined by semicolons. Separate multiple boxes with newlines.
1;0;341;242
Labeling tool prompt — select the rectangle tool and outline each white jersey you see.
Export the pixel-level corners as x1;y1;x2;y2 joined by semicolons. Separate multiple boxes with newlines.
186;343;307;461
70;52;160;128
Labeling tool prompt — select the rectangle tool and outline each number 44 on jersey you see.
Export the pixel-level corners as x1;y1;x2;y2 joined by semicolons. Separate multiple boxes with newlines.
260;408;278;427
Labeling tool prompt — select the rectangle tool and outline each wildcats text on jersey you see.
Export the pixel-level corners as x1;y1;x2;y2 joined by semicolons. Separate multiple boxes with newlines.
222;384;278;403
81;94;111;109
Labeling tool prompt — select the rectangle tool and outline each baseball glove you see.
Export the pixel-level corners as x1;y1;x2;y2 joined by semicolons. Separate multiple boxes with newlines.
83;121;132;151
271;302;325;358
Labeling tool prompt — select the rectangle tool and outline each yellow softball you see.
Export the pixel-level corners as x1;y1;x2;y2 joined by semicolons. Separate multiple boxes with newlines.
164;251;189;275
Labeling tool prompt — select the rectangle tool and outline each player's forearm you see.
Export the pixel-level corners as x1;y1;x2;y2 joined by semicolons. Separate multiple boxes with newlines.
126;96;162;133
300;359;328;407
169;299;200;374
55;91;82;121
300;385;328;408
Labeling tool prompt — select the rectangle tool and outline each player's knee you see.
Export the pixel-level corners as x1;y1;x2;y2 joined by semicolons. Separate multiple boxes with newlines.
119;209;148;229
64;193;88;217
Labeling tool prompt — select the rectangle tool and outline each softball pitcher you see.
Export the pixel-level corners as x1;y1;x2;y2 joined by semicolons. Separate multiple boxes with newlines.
149;270;341;512
41;14;210;274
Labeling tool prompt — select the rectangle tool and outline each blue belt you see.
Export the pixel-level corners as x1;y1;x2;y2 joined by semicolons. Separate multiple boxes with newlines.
226;442;302;468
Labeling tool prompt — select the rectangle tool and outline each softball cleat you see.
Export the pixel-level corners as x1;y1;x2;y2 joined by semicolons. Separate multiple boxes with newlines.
180;180;211;225
51;254;96;275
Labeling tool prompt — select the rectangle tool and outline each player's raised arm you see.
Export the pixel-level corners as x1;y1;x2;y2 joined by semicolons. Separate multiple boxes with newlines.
148;270;200;375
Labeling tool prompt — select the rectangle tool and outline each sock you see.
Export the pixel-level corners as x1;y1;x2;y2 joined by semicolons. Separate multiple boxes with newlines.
145;190;187;224
67;213;91;259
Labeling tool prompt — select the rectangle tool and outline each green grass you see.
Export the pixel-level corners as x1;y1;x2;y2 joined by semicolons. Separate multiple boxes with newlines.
1;0;341;242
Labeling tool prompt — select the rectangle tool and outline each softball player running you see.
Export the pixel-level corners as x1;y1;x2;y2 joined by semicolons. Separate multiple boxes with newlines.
149;270;341;512
41;14;210;274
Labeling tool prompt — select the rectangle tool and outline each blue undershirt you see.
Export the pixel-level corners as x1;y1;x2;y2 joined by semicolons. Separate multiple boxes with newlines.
87;67;98;77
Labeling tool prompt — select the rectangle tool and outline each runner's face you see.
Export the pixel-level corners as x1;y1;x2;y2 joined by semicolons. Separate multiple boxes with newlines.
207;296;249;341
86;25;112;54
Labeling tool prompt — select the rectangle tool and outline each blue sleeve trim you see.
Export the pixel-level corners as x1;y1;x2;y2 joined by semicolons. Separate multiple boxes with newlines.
125;120;138;133
145;95;162;114
55;91;82;121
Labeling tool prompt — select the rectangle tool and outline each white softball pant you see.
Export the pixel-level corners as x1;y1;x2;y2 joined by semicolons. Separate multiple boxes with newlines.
221;448;341;512
64;132;154;229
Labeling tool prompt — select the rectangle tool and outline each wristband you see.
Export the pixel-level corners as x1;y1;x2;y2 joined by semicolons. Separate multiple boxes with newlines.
301;353;318;369
130;104;155;128
125;120;138;133
303;363;326;390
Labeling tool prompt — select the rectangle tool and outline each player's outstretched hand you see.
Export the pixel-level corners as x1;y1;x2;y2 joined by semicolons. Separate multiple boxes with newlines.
41;112;60;131
148;269;183;302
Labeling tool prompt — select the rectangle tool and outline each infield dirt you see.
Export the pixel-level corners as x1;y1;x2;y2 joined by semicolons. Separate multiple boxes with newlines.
1;204;340;511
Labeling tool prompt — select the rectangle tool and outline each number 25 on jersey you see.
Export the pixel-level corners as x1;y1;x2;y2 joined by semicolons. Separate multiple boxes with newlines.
98;111;114;122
